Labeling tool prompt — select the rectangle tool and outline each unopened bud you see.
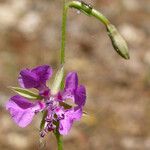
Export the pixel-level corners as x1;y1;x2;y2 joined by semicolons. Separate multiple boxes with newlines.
106;24;130;59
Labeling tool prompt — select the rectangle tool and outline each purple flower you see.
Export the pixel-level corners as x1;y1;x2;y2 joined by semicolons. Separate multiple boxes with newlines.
6;95;45;127
63;72;86;107
6;65;86;136
18;65;52;91
57;107;82;135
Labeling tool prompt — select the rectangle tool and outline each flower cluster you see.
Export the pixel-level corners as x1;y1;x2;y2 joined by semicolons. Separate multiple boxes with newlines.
6;65;86;136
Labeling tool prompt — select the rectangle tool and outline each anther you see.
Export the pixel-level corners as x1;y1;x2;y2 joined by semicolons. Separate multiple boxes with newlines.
40;131;46;138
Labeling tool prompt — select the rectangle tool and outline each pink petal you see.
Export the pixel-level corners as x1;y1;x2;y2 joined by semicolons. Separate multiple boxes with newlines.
6;95;41;127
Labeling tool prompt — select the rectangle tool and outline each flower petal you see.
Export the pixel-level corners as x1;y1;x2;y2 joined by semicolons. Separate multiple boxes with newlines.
58;107;82;135
70;107;82;121
18;65;52;89
64;72;78;92
18;69;39;88
61;72;79;102
32;65;53;84
62;85;86;107
59;116;73;135
75;85;86;107
6;95;39;127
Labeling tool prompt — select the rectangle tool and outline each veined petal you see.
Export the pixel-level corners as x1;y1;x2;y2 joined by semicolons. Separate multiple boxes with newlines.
59;116;73;135
75;85;86;107
64;72;78;92
62;91;75;102
69;107;82;121
18;65;52;90
5;95;43;127
58;107;82;135
62;72;78;103
62;85;86;107
32;65;53;84
18;69;39;88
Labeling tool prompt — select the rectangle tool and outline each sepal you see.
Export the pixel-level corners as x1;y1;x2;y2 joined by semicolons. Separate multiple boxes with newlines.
10;86;42;100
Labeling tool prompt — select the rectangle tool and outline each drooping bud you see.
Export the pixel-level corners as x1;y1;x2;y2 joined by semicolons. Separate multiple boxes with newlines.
106;24;130;59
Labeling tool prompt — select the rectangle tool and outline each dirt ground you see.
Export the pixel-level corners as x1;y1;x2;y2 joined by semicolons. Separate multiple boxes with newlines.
0;0;150;149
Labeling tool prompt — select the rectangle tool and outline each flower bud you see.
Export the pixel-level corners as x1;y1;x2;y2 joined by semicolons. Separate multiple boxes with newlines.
106;24;130;59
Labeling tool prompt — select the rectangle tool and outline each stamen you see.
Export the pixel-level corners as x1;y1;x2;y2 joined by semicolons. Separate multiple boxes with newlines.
57;113;65;121
40;130;46;138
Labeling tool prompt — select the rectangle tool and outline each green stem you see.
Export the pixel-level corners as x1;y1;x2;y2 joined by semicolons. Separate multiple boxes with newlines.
54;1;66;149
60;0;111;65
60;0;67;64
66;1;110;25
54;121;63;150
40;110;47;130
55;130;63;150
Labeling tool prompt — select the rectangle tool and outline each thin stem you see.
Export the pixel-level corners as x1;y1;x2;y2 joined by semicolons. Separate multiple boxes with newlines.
60;0;111;65
55;1;66;149
55;130;63;150
54;121;63;150
66;1;110;25
39;111;47;150
40;110;47;130
60;0;67;64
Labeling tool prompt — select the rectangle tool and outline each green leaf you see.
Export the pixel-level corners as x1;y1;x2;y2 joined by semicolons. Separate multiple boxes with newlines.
10;86;42;100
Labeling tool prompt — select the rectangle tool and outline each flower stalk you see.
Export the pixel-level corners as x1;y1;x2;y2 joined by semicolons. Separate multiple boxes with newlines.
60;0;67;65
60;0;129;64
5;1;130;150
55;132;63;150
66;1;110;25
54;122;63;150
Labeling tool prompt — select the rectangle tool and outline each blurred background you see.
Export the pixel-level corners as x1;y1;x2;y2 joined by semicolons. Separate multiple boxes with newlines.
0;0;150;149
